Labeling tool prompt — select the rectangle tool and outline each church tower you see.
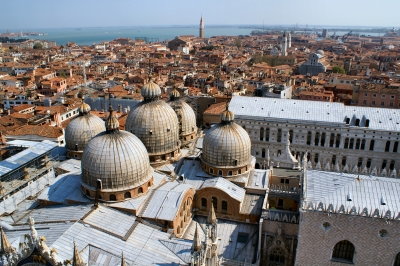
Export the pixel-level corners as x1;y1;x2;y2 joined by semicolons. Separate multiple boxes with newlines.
288;32;292;48
199;15;204;38
282;31;288;56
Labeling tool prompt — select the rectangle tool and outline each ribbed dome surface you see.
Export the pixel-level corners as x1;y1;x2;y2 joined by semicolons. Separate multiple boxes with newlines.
202;122;251;168
169;100;197;137
125;100;180;155
65;114;106;152
141;80;162;99
79;102;91;114
81;130;153;191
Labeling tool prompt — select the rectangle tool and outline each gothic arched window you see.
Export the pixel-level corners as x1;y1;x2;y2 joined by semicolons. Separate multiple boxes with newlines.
393;252;400;266
269;247;285;264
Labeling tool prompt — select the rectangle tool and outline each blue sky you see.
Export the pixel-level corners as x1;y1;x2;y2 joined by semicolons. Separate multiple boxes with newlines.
1;0;399;29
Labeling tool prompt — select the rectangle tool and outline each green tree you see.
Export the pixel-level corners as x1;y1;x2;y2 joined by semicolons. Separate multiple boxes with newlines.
234;38;242;48
33;43;43;49
332;66;346;74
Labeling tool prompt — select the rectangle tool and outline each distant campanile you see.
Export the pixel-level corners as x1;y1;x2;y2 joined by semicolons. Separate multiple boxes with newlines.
199;15;204;38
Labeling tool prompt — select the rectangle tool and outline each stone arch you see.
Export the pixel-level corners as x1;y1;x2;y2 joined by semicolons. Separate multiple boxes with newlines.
267;244;288;266
331;240;355;263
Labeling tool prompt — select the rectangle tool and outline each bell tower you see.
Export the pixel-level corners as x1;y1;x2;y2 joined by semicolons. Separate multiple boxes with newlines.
199;15;204;38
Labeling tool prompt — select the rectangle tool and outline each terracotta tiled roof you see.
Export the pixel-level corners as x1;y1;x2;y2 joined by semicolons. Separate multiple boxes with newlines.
204;102;227;115
6;125;63;138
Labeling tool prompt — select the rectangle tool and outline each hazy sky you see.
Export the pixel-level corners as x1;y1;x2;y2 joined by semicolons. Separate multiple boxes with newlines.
1;0;399;30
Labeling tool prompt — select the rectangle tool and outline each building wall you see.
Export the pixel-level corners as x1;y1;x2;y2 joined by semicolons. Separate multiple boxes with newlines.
235;119;400;173
295;211;400;266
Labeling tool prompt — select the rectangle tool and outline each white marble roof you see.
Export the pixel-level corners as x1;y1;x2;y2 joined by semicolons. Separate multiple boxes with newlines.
230;96;400;131
304;170;400;220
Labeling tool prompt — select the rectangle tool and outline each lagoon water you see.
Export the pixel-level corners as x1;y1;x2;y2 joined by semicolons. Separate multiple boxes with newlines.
2;26;258;46
1;26;384;46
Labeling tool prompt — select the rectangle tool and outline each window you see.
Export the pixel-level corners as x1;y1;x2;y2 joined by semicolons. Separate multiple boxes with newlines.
124;192;131;199
355;139;361;149
262;148;266;158
307;131;312;145
321;132;326;146
361;139;366;150
393;141;398;153
201;198;207;209
289;130;293;143
342;157;347;166
344;138;349;149
209;168;214;174
357;158;363;167
314;153;319;163
228;170;232;176
218;170;223;176
382;94;386;98
269;247;285;264
109;194;116;201
265;128;270;141
330;133;335;147
385;141;391;152
138;187;143;194
332;240;355;263
315;132;320;146
212;197;217;210
381;102;385;107
372;94;377;98
222;201;228;212
382;160;387;169
332;155;336;165
394;252;400;266
277;129;282;143
260;127;264;141
336;134;341;147
369;139;375;151
349;138;354;149
371;101;376;106
367;158;372;168
390;160;395;170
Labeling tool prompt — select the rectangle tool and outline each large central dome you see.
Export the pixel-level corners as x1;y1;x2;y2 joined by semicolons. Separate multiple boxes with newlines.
81;106;153;202
125;78;181;166
201;107;252;178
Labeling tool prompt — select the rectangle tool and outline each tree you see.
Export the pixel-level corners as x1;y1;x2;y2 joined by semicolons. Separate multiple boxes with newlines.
332;66;346;74
234;38;242;48
33;43;43;49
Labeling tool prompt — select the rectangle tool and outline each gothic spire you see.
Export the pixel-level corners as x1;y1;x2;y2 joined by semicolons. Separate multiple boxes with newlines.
121;251;127;266
0;227;15;254
72;241;86;266
192;224;202;253
207;201;217;226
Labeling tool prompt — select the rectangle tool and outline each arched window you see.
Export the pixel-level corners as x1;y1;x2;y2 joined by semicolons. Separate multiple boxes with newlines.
269;247;285;264
222;201;228;212
314;153;319;163
366;158;372;168
109;194;116;201
238;169;242;174
228;171;232;176
212;197;218;210
321;132;326;146
124;192;131;199
390;160;395;170
307;131;312;145
355;119;360;127
209;168;214;174
385;141;391;152
369;139;375;151
148;181;152;187
262;148;266;158
260;127;264;141
265;128;270;141
218;170;223;176
382;160;387;169
394;141;399;153
86;190;90;197
201;198;207;209
336;134;341;148
349;138;354;149
315;132;320;146
289;130;293;143
330;133;335;147
342;156;347;166
332;240;355;263
355;139;361;149
361;139;366;150
393;252;400;266
255;163;260;169
332;155;336;165
344;138;349;149
138;187;143;194
277;129;282;142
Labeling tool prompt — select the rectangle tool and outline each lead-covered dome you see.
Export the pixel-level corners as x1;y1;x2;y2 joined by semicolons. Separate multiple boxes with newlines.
169;89;197;147
125;79;181;166
65;95;106;159
201;108;252;177
81;106;153;201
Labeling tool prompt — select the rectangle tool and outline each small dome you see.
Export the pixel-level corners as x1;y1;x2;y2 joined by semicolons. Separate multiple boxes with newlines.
202;110;251;170
81;130;153;192
105;106;119;131
316;49;325;56
169;99;197;145
141;78;161;100
125;100;180;157
65;104;106;156
79;102;91;114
